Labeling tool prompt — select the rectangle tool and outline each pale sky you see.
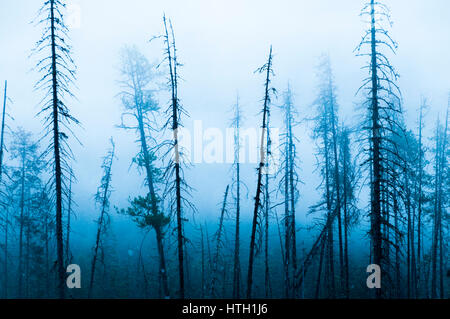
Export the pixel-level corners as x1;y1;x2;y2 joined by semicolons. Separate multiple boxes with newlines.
0;1;449;248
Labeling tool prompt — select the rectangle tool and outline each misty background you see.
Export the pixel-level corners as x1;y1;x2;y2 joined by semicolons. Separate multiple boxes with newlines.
0;0;449;297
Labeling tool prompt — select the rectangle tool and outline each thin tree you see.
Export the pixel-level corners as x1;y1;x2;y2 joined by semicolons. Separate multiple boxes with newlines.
247;46;275;298
231;95;243;299
160;15;194;299
88;139;115;298
277;84;300;297
210;185;229;297
118;45;171;298
33;0;79;298
355;0;402;297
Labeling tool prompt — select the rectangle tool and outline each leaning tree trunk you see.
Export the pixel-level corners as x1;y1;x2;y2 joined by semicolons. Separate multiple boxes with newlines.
211;185;229;297
247;46;273;299
88;141;115;298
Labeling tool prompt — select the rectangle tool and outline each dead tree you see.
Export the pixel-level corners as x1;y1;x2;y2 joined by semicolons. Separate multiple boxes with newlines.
277;84;300;298
231;95;243;299
311;55;342;298
118;45;171;298
415;97;428;296
160;15;194;299
339;126;360;298
355;0;402;298
431;107;448;299
88;139;115;298
264;103;273;298
33;0;79;298
210;185;229;297
247;46;275;299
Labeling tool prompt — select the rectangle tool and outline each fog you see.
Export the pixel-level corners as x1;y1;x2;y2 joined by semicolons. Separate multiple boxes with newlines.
0;0;448;298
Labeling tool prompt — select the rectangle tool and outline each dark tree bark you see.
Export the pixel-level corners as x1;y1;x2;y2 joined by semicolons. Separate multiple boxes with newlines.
34;0;79;298
162;15;193;299
247;46;274;299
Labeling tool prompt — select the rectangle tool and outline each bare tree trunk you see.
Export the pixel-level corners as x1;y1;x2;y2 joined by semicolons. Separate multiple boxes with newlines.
211;185;229;297
264;114;271;298
163;16;184;299
283;145;290;298
88;142;115;298
288;108;298;298
323;124;335;298
232;97;241;299
328;80;343;297
342;131;350;299
369;0;382;298
431;118;440;298
247;46;273;299
50;0;65;298
416;99;424;297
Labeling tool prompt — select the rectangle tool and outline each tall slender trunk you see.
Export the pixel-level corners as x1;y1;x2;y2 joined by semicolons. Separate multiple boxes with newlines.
50;0;65;298
88;143;115;298
406;168;412;299
416;101;424;296
369;0;382;298
438;108;448;298
163;16;184;299
136;101;170;298
232;98;241;299
283;127;290;298
342;135;350;299
211;185;229;297
328;81;343;296
323;120;335;298
264;114;271;298
394;187;401;298
288;104;298;298
247;46;273;299
431;119;440;298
